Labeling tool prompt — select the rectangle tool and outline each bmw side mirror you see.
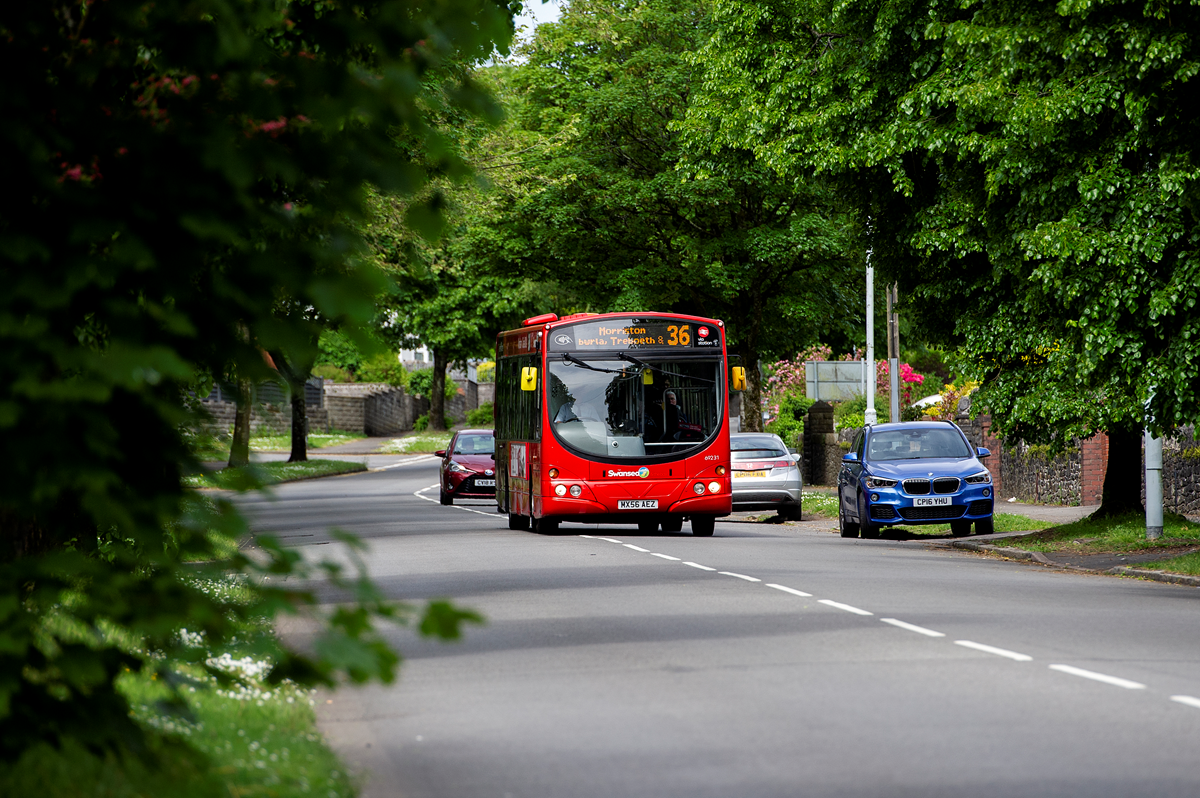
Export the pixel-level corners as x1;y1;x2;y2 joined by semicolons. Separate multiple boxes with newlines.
976;447;991;458
842;452;858;462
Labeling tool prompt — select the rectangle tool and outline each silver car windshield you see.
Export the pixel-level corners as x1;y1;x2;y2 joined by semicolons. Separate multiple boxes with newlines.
867;428;971;461
547;356;720;458
732;435;786;459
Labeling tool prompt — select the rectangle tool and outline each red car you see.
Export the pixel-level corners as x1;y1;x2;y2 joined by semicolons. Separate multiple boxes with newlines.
436;429;497;505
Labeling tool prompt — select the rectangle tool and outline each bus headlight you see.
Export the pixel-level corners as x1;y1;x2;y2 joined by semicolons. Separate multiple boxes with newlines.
570;485;582;497
693;482;706;495
554;484;567;497
708;481;721;494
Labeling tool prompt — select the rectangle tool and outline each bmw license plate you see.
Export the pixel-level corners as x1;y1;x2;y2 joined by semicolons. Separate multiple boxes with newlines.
734;470;767;478
619;500;658;510
914;496;952;507
475;479;496;487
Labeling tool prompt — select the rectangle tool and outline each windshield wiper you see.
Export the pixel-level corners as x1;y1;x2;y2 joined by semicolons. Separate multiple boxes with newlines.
616;352;716;385
560;354;625;374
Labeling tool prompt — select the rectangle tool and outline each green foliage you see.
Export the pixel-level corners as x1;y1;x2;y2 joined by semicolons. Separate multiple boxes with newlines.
765;392;814;447
466;402;495;427
316;331;369;376
1003;512;1199;555
0;0;514;779
358;353;410;387
312;363;352;382
413;414;431;432
834;394;891;430
503;0;861;429
408;369;457;400
476;361;496;383
699;0;1200;448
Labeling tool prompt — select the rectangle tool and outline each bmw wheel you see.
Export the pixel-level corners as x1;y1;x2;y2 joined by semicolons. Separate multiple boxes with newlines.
839;507;860;538
950;519;972;537
975;516;994;535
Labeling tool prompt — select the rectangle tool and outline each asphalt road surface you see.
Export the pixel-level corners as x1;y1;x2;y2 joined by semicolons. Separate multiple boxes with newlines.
241;458;1200;798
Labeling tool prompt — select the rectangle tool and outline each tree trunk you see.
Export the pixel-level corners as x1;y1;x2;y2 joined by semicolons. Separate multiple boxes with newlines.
289;390;308;462
429;348;448;431
1095;423;1144;517
739;345;763;432
228;378;252;468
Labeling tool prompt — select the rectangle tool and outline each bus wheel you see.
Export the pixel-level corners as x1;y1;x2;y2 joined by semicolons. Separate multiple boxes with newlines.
661;518;684;533
691;516;715;537
638;520;659;534
507;513;529;531
536;517;560;534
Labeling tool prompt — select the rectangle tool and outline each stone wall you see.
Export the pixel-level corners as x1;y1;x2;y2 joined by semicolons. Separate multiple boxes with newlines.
198;400;329;435
802;402;842;486
477;383;495;407
1000;442;1082;505
1157;426;1200;516
324;383;428;435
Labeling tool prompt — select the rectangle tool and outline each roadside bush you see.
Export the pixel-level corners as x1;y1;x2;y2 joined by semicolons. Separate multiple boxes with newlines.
312;363;352;382
475;361;495;383
467;402;494;426
315;330;366;375
408;369;458;400
358;353;409;387
414;414;430;432
766;391;814;446
834;394;891;428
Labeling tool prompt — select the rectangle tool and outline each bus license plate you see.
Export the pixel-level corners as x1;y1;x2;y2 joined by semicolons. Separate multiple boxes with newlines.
913;496;951;507
734;470;767;478
475;479;496;487
619;500;658;510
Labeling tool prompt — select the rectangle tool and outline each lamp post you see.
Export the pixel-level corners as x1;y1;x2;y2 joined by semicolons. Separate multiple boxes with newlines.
864;258;877;424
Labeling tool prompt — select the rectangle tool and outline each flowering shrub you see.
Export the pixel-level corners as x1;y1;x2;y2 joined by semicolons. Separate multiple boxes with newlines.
922;381;980;421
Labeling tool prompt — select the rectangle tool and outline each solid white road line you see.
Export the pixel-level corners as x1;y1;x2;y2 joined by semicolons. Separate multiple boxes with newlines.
1049;664;1146;690
766;584;813;598
1170;695;1200;709
373;454;439;470
414;485;498;517
880;618;946;638
818;599;873;616
651;553;681;561
624;544;650;552
683;562;716;571
718;571;761;582
954;640;1033;662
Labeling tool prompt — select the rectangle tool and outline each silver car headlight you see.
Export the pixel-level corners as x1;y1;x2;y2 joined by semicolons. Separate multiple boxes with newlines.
965;471;992;484
864;475;897;489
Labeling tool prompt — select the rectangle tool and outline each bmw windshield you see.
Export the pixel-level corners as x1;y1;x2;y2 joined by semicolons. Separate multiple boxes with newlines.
547;355;721;459
866;428;972;461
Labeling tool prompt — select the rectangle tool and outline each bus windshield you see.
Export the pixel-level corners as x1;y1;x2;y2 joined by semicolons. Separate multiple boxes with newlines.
547;355;721;458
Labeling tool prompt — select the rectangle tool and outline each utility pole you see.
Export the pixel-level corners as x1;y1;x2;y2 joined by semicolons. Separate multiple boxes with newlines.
887;283;900;423
864;258;877;425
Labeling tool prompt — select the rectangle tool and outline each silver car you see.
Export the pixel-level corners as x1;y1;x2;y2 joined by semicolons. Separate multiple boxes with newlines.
730;433;803;520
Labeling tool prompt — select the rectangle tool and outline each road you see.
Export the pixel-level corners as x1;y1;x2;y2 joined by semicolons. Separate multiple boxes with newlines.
241;458;1200;798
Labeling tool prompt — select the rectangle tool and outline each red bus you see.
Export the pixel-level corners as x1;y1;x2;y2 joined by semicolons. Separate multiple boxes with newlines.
494;312;746;536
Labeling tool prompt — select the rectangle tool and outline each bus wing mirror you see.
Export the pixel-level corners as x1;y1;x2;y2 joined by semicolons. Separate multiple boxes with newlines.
731;366;747;392
521;366;538;391
643;369;653;385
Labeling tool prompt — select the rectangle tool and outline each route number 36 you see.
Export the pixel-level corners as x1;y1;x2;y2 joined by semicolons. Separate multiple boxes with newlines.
667;324;691;346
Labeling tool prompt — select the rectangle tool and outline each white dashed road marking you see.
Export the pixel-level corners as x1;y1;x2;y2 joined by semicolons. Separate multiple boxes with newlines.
955;640;1033;662
766;584;812;598
880;618;945;638
1170;695;1200;709
1049;664;1146;690
651;553;681;561
624;544;650;553
718;571;761;582
818;599;873;616
683;562;716;571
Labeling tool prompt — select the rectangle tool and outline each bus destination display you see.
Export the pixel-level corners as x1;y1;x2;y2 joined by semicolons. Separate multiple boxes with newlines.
548;319;720;351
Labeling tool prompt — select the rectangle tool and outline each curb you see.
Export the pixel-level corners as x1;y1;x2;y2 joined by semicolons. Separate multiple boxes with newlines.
947;540;1200;587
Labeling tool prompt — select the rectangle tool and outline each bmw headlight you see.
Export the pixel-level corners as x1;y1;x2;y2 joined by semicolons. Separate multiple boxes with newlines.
965;471;992;484
864;475;897;489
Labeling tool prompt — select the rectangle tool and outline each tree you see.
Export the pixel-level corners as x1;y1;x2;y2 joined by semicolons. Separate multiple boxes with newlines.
0;0;513;779
501;0;860;430
696;0;1200;512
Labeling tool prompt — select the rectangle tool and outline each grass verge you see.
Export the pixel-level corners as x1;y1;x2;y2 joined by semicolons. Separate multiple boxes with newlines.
185;459;367;489
377;432;454;454
994;511;1200;557
194;430;368;459
2;578;355;798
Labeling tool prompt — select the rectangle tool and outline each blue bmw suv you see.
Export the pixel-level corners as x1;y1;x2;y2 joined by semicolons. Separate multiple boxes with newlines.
837;421;994;538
